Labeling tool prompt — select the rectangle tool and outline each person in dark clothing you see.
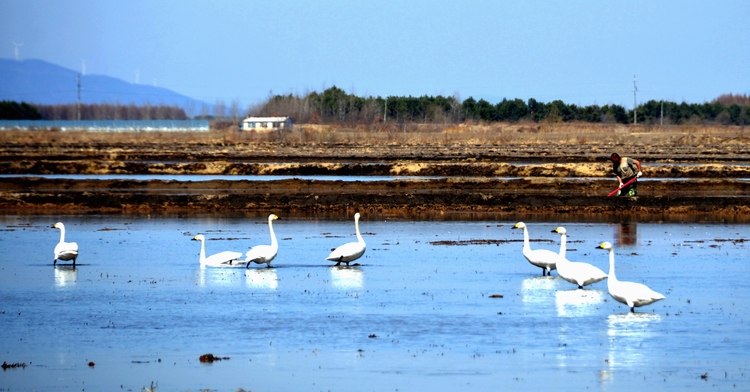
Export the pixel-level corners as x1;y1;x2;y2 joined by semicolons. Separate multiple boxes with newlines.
610;153;642;197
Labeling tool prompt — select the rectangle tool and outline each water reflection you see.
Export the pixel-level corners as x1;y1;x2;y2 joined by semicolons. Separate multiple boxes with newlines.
245;268;278;290
196;267;244;287
615;222;638;246
599;369;614;390
54;266;77;287
521;276;556;304
330;266;364;289
606;312;662;368
555;288;604;317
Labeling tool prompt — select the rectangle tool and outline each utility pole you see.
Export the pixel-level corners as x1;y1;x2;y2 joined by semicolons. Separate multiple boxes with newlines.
633;75;637;125
77;74;81;121
384;99;388;123
660;100;664;126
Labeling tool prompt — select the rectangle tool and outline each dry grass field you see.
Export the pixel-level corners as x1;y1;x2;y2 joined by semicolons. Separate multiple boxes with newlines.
2;122;749;162
3;121;748;150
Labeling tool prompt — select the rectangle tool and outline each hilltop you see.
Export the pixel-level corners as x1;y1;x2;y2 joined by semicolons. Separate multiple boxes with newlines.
0;58;207;112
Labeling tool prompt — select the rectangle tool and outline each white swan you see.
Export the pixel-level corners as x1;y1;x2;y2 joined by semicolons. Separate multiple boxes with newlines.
326;212;366;266
512;222;560;276
191;234;244;267
245;214;279;268
52;222;79;266
552;227;607;289
597;242;666;312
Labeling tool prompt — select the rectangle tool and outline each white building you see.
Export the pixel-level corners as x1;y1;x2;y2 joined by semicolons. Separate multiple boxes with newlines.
239;116;293;131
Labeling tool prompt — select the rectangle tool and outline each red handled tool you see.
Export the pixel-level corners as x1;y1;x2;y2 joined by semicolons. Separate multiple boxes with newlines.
607;177;638;197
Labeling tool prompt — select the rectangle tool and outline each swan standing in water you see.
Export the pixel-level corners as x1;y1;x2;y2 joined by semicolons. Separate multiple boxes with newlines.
192;234;244;267
327;213;366;266
512;222;560;276
52;222;79;266
245;214;279;268
597;242;665;312
552;227;607;289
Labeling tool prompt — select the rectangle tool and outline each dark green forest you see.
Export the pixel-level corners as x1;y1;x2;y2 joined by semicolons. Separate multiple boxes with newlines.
256;87;750;126
0;101;187;121
0;100;42;120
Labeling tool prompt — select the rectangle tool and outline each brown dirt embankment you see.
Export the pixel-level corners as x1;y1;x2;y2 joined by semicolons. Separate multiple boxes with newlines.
3;160;750;178
2;177;748;216
1;124;749;216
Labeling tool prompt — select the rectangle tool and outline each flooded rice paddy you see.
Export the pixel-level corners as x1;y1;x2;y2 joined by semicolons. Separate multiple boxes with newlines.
1;214;749;391
4;173;747;184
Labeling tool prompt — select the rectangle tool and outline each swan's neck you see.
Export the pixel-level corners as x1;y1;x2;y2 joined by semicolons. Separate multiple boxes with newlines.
559;233;567;258
268;219;278;249
199;238;206;263
522;227;530;251
355;217;365;246
608;248;617;281
58;226;66;243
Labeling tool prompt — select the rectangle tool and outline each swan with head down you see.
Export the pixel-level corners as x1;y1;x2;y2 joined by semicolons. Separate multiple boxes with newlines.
192;234;244;267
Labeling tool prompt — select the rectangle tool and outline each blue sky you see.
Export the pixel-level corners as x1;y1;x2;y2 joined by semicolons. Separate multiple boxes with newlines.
1;0;748;109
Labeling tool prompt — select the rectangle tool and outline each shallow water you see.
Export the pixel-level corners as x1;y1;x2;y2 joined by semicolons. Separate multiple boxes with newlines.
5;174;750;185
1;214;748;391
1;173;442;182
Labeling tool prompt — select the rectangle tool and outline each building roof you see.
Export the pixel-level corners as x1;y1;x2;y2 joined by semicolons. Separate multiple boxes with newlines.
241;117;291;122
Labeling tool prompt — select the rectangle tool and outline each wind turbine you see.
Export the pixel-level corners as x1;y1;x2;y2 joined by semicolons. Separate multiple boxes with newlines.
81;60;86;75
12;41;23;61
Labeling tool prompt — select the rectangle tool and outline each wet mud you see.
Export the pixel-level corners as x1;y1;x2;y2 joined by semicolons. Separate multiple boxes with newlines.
2;139;750;216
2;177;748;216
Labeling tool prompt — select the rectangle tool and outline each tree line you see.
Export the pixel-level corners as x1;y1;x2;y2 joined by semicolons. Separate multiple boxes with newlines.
0;102;188;121
3;91;749;125
0;101;42;120
253;87;750;126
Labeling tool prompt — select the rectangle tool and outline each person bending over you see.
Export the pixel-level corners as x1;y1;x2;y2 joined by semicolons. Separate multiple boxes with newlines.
610;153;642;197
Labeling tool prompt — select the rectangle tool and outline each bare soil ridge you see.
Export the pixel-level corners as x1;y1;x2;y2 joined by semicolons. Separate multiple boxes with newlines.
1;124;749;215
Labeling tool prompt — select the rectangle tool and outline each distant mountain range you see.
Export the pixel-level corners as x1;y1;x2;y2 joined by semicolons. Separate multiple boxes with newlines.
0;59;208;113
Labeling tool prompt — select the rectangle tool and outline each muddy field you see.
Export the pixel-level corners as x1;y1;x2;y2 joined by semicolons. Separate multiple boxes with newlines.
1;124;749;216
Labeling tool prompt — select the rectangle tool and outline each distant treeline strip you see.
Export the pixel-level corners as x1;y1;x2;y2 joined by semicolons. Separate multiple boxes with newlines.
254;87;750;126
0;101;188;121
0;100;42;120
3;91;749;125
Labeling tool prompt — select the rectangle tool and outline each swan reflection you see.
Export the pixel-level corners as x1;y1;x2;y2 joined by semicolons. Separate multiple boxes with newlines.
521;276;556;304
606;312;662;367
245;268;278;290
196;267;243;287
330;266;364;289
54;266;77;287
555;288;604;317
